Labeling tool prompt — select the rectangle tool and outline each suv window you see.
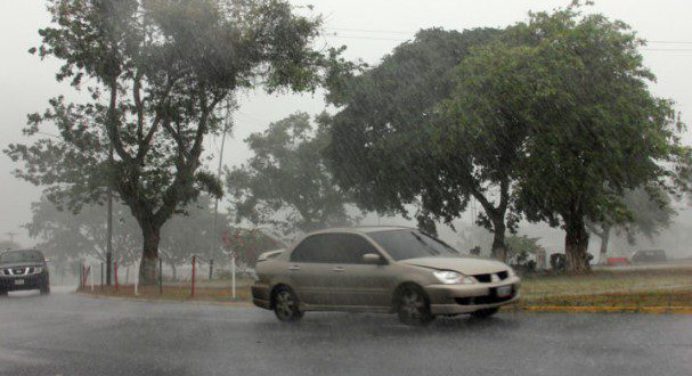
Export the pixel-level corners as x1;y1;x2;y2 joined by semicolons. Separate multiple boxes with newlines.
0;250;45;264
290;233;378;264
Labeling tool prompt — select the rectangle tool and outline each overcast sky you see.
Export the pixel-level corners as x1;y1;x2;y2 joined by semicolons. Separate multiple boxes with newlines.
2;0;692;251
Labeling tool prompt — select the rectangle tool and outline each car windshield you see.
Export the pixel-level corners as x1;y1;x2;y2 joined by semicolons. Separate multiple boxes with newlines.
0;250;44;263
368;230;461;261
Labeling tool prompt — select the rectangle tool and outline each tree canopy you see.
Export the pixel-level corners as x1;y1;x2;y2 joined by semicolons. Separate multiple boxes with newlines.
227;112;355;237
503;5;691;271
5;0;336;283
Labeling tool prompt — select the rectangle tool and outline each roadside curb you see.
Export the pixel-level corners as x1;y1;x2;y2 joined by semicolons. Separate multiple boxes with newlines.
75;291;253;308
517;305;692;314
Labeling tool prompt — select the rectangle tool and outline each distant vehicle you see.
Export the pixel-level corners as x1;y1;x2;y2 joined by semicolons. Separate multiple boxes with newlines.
631;249;667;263
0;249;50;296
252;227;520;325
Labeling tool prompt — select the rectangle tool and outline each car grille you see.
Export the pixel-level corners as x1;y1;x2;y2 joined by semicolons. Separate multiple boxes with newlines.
1;267;36;276
473;271;509;283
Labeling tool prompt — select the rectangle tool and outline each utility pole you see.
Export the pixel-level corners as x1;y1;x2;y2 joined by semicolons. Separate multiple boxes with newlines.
106;145;114;285
210;100;234;263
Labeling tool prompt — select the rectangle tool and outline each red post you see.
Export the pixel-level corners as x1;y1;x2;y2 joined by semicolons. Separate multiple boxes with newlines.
114;261;119;291
191;255;196;298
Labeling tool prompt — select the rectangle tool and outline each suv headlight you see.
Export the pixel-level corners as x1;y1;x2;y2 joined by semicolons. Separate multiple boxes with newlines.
433;270;476;285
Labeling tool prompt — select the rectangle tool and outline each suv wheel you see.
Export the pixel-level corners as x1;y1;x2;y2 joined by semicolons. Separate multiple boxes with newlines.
470;307;499;319
396;285;434;326
273;286;303;322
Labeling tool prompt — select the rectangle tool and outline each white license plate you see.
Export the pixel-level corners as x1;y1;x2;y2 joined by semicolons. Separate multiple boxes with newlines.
14;279;25;286
496;285;512;297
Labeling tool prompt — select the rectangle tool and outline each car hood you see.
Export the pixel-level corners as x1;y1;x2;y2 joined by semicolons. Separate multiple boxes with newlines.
399;257;508;275
0;262;44;269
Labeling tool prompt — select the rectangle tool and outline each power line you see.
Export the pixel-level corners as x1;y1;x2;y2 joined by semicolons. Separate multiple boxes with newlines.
325;27;692;46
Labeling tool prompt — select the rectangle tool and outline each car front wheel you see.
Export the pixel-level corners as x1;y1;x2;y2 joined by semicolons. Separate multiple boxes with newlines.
273;286;303;322
396;285;434;326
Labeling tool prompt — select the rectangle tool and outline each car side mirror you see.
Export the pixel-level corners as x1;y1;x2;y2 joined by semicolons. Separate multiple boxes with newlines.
362;253;385;265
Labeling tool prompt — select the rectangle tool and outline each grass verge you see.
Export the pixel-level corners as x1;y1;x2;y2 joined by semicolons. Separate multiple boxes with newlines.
79;267;692;313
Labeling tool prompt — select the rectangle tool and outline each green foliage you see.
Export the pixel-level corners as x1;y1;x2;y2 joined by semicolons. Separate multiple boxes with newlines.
505;235;544;257
25;196;141;265
221;228;282;267
324;27;503;230
500;4;692;270
4;0;335;282
227;112;354;236
158;195;232;265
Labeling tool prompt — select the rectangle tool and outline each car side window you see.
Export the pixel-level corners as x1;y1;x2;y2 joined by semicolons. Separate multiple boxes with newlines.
330;234;378;264
290;235;323;262
289;233;379;264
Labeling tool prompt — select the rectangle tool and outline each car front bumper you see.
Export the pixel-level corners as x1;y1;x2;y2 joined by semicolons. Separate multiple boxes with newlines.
425;276;521;315
0;273;48;291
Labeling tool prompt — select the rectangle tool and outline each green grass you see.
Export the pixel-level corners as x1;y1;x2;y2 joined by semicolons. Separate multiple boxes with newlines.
80;266;692;311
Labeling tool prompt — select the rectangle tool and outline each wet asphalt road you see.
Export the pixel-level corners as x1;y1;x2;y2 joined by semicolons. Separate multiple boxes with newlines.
1;287;690;376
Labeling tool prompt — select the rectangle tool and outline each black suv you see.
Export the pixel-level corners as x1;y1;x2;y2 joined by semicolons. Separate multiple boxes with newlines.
0;249;50;296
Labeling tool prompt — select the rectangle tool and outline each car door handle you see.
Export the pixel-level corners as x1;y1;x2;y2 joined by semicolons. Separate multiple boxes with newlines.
331;267;345;272
288;265;300;271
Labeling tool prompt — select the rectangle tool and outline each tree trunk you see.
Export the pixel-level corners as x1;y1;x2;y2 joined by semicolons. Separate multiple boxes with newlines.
564;210;591;273
490;219;507;262
599;225;611;265
170;262;177;281
139;223;161;285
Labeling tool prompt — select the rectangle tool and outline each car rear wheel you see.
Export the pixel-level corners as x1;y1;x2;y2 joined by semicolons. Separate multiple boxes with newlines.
470;307;499;319
396;285;434;326
273;286;303;322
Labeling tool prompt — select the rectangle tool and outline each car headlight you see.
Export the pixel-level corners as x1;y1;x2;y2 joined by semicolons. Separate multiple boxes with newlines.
433;270;476;285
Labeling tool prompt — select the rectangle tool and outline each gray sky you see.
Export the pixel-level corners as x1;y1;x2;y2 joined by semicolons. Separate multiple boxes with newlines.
2;0;692;252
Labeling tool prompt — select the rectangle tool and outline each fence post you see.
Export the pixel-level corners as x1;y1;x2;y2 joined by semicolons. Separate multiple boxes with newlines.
100;263;104;289
114;261;119;292
231;253;236;300
191;255;196;298
159;258;163;296
209;259;214;280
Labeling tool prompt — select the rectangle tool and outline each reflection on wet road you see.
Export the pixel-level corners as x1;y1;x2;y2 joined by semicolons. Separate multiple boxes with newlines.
1;287;690;376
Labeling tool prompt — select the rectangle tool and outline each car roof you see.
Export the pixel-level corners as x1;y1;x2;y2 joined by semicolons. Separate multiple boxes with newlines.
307;226;413;235
1;249;44;255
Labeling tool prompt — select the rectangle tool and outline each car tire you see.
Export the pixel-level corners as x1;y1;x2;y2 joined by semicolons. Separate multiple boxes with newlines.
272;286;303;322
396;284;434;326
470;307;499;319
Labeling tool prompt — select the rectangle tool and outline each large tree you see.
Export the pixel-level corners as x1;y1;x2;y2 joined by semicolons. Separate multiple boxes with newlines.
506;4;692;271
227;112;354;237
5;0;333;283
324;28;519;257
